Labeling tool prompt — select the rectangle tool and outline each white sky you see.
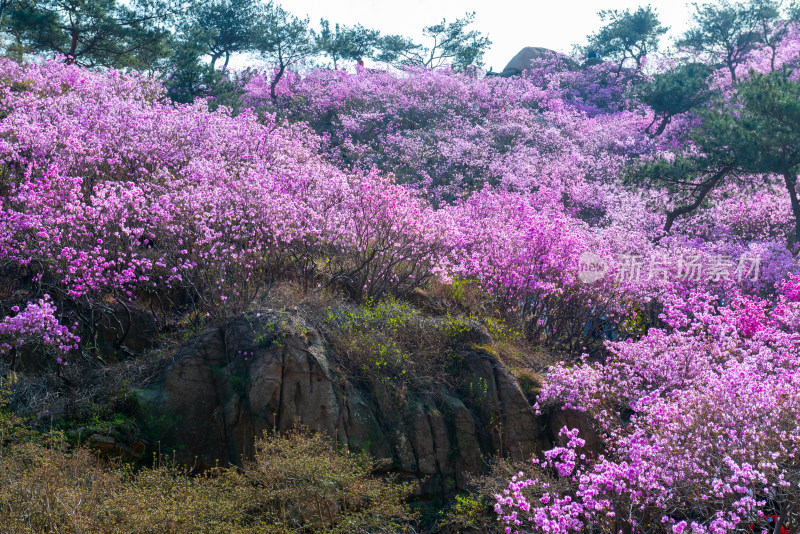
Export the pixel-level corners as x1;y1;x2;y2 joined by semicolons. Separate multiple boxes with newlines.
279;0;697;71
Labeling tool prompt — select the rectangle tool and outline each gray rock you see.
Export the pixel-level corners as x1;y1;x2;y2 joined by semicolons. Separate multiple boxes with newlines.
141;310;584;495
501;46;579;76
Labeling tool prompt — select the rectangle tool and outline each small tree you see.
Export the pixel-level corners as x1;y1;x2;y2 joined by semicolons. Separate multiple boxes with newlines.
316;20;380;69
0;0;20;27
374;33;421;66
377;12;491;71
164;27;213;103
255;2;315;101
187;0;262;69
638;62;716;136
5;0;172;68
162;33;237;105
749;0;799;71
678;0;765;82
722;69;800;242
586;5;668;71
640;69;800;239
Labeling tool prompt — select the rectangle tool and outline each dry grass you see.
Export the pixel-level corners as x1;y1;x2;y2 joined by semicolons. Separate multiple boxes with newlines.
0;383;416;534
0;439;261;533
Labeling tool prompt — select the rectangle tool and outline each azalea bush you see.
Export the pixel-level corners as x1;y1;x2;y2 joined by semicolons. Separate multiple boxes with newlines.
496;286;800;534
0;295;78;360
0;58;454;352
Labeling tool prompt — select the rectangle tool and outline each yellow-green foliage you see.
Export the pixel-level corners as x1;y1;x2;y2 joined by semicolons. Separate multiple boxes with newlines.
447;278;472;304
619;304;648;338
481;315;522;343
246;427;415;533
324;298;421;382
322;297;478;398
322;294;539;402
439;493;498;532
0;421;415;533
436;313;473;341
436;277;484;309
329;297;420;335
425;278;524;344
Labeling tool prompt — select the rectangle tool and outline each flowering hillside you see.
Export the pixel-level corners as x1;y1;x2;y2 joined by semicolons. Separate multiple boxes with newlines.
1;7;800;534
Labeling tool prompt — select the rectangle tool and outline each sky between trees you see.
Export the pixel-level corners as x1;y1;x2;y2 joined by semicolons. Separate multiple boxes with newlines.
275;0;695;72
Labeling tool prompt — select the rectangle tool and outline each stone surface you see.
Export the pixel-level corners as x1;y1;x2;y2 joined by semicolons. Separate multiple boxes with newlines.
501;46;578;76
87;433;146;459
141;310;587;494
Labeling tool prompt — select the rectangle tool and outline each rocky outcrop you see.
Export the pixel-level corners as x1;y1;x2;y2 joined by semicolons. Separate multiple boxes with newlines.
500;47;579;76
138;311;571;495
86;433;146;460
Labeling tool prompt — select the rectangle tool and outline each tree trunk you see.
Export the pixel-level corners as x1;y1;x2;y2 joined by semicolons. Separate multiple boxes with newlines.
727;58;737;83
770;45;777;72
210;50;224;70
653;117;670;137
67;29;79;63
664;167;729;232
648;115;671;138
783;168;800;244
270;62;286;102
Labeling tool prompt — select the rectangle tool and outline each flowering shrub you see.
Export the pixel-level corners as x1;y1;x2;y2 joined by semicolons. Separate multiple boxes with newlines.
497;287;800;534
248;66;650;205
0;295;78;358
444;188;620;354
0;58;454;358
290;171;451;302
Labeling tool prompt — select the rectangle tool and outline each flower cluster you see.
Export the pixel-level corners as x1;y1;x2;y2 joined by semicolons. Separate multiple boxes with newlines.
0;295;79;357
496;285;800;534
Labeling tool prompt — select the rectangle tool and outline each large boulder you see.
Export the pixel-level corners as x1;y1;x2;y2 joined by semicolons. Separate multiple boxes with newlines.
501;46;578;76
138;310;572;495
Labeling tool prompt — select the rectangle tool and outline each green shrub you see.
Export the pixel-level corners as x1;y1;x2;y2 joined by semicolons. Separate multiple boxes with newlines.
439;493;500;533
322;298;467;397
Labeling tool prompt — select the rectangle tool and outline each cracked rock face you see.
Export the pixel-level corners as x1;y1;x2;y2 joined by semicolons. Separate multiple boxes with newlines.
142;311;564;495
